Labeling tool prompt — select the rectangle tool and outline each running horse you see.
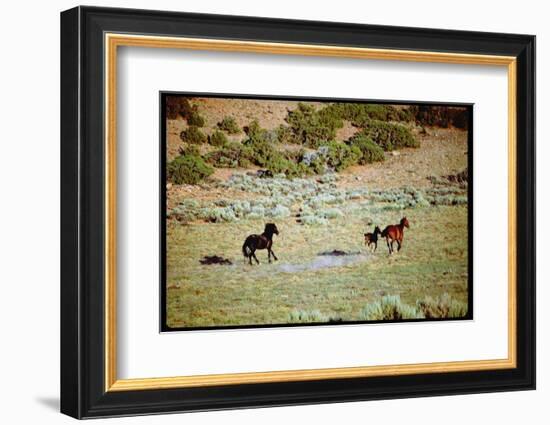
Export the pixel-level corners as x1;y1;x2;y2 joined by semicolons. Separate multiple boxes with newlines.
381;217;410;254
364;226;382;252
242;223;279;265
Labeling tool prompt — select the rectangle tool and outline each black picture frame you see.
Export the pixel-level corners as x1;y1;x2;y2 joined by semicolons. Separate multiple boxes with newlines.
61;5;535;419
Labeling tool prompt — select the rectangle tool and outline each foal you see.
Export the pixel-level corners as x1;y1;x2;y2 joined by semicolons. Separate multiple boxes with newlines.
242;223;279;265
381;217;410;254
364;226;382;252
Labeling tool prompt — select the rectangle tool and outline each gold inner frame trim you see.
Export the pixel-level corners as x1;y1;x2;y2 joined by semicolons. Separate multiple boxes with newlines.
104;33;517;392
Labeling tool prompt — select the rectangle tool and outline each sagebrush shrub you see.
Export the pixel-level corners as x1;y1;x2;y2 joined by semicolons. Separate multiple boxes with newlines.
180;126;208;144
416;294;468;319
288;310;328;323
299;215;329;226
317;208;344;219
265;205;291;218
167;154;214;185
360;295;421;320
199;206;238;223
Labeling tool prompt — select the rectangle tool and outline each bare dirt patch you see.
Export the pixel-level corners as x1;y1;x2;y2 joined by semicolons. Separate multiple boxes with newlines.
337;128;468;190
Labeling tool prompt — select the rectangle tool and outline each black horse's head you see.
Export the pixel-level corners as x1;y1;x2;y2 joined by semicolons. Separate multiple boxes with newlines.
400;217;410;228
374;226;382;234
264;223;279;236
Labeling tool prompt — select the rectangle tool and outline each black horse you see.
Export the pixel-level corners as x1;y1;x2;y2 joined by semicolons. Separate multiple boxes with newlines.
242;223;279;265
364;226;382;252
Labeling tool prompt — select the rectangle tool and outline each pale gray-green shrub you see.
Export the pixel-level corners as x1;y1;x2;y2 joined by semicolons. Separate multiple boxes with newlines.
416;294;468;319
359;295;422;320
288;310;328;323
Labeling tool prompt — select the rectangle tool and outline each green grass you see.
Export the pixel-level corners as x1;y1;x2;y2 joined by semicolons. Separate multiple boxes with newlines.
166;205;468;328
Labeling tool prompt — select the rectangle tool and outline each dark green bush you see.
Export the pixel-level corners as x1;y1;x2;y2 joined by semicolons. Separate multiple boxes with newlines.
205;142;253;168
187;110;205;127
243;119;265;140
285;103;339;148
309;156;327;174
395;107;416;122
323;103;412;127
209;130;228;147
316;105;345;131
165;96;194;120
243;120;279;145
244;138;284;168
178;144;201;157
281;148;305;163
264;156;308;177
347;135;385;164
449;108;469;129
409;105;469;129
217;116;241;134
180;126;208;144
322;141;361;171
276;125;294;144
239;122;309;177
167;154;214;184
357;120;419;151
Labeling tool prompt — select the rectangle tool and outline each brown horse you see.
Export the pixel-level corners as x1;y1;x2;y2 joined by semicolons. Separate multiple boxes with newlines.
381;217;410;254
364;226;382;252
242;223;279;265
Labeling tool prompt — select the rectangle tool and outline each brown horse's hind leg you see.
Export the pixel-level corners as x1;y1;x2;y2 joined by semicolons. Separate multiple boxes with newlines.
386;237;392;254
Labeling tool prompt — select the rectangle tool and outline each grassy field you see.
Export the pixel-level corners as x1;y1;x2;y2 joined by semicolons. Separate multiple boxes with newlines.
166;202;468;328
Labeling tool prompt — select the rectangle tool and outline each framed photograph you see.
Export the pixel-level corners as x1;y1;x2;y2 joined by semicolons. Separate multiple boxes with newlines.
61;6;535;419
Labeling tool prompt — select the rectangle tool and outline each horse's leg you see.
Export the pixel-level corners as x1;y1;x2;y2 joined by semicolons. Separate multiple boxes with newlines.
374;241;377;252
252;251;260;265
267;249;272;263
386;237;392;254
270;248;278;261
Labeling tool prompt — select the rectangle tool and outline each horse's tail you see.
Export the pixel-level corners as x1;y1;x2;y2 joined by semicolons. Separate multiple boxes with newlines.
242;240;251;258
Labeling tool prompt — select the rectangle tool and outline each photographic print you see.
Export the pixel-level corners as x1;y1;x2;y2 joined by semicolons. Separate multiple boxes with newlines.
162;94;472;331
